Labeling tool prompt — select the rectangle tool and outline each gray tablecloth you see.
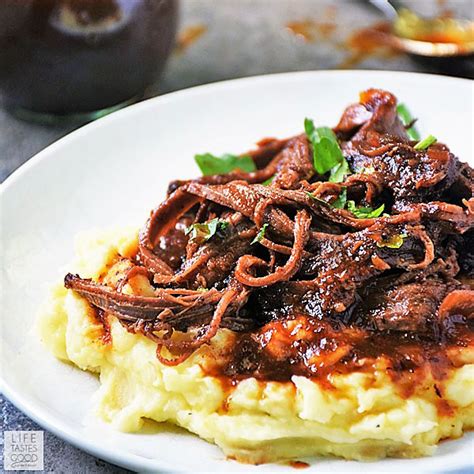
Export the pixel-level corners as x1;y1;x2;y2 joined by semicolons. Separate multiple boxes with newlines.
1;1;472;472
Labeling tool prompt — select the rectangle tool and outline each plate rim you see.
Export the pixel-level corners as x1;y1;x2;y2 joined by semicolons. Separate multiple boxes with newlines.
1;69;472;473
1;68;472;195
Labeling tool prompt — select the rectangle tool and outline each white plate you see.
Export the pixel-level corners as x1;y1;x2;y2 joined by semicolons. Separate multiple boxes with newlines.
1;71;473;473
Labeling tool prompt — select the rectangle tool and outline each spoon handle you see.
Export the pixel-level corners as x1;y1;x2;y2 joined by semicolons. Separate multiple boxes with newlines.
366;0;402;21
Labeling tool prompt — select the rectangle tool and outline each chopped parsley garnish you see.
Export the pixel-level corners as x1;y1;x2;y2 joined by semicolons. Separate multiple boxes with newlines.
304;118;351;183
396;103;420;140
376;233;407;249
307;192;328;205
347;200;385;219
194;153;256;176
251;223;269;244
329;159;350;183
358;165;375;175
185;218;229;244
308;187;383;218
414;134;437;151
332;187;347;209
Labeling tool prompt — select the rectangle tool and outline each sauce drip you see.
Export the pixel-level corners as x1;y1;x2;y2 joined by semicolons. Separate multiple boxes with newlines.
175;24;207;54
338;22;401;69
286;6;337;43
288;460;310;469
286;19;336;42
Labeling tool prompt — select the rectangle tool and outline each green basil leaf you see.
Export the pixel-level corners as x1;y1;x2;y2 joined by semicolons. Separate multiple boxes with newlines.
347;200;385;219
251;223;269;245
396;103;420;141
304;118;350;182
185;218;229;244
414;134;437;151
195;153;256;176
262;175;274;186
376;233;407;249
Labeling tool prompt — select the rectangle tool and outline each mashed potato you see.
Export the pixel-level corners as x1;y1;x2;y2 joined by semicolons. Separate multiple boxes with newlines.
39;229;474;464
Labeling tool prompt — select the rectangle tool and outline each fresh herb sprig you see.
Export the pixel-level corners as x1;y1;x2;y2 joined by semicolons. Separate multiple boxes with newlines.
332;187;347;209
396;103;420;140
347;200;385;219
252;223;269;244
376;233;407;249
195;153;256;176
185;218;229;244
308;187;384;218
304;118;351;183
414;134;437;151
358;165;375;175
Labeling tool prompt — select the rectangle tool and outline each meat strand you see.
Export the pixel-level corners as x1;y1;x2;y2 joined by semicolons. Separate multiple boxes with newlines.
64;88;474;368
